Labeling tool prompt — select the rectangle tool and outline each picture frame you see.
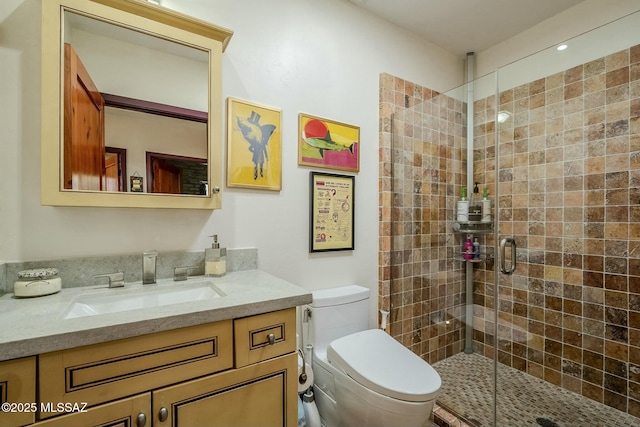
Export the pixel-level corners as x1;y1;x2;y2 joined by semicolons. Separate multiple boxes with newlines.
309;171;355;252
130;175;143;192
298;113;359;173
227;97;282;190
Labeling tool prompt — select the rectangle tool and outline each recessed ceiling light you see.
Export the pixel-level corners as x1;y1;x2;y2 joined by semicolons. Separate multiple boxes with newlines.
556;44;568;51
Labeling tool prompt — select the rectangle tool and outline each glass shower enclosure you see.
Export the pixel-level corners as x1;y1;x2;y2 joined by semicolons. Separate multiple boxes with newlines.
385;9;640;427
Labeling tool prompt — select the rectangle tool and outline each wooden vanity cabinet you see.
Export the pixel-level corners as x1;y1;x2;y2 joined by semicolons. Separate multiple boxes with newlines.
0;356;36;427
31;308;297;427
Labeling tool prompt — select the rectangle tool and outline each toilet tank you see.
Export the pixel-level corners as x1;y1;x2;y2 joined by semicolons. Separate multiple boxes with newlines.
308;285;370;354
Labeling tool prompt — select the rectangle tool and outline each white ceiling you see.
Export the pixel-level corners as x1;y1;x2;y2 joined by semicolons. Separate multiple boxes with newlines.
347;0;585;56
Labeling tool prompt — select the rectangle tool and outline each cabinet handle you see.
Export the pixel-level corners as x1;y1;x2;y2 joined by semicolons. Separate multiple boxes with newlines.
158;407;169;422
267;333;275;345
136;412;147;427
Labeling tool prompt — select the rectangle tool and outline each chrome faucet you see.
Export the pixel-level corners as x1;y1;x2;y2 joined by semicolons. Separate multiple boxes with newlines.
95;272;125;288
173;266;199;282
142;250;158;284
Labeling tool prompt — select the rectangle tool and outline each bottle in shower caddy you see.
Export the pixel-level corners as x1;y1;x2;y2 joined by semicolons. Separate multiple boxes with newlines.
472;237;480;260
468;182;482;221
457;186;469;222
473;182;480;201
481;187;492;223
463;234;474;260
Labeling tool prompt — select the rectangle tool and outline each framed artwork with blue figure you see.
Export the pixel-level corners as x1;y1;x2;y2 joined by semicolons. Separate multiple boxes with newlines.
227;97;282;190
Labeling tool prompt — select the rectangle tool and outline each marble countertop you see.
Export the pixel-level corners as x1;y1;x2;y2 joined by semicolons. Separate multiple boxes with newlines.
0;270;312;361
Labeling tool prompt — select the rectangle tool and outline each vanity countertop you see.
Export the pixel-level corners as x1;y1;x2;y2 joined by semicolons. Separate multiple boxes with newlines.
0;270;312;362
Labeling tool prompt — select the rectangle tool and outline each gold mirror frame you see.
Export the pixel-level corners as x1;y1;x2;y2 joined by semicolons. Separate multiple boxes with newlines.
41;0;232;209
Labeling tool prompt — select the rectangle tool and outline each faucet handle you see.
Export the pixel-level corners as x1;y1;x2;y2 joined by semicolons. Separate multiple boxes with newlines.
173;266;199;282
95;272;125;288
142;250;158;285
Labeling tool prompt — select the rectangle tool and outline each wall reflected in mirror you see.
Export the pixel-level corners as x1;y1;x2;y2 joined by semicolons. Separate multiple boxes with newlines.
62;9;209;195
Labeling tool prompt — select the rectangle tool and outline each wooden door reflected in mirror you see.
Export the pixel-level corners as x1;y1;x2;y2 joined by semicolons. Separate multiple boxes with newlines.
64;43;105;191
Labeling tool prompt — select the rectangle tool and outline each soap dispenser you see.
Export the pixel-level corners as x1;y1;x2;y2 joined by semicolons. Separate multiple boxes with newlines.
205;235;227;277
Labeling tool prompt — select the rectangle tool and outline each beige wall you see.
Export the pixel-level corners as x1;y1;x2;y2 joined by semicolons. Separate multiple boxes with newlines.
0;0;461;326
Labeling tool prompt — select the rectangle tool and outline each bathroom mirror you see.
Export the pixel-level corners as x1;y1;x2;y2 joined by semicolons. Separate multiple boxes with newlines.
41;0;233;209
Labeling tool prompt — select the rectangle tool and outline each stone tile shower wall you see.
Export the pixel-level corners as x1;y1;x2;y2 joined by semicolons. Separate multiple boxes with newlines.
379;73;468;363
472;45;640;417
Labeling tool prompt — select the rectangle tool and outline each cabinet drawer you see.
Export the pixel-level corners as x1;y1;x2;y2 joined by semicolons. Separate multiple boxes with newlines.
0;356;36;427
234;308;296;367
39;320;232;418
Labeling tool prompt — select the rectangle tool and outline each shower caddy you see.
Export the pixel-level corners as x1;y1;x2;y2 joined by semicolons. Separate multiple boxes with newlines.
452;202;494;263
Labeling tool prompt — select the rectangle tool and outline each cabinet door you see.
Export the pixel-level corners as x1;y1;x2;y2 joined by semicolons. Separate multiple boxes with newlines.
154;353;297;427
33;393;150;427
0;356;36;427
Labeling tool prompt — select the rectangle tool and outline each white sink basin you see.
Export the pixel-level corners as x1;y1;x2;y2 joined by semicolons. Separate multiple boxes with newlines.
62;280;225;319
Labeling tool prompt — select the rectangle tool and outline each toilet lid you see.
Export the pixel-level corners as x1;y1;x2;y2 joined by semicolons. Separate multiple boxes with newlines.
327;329;441;402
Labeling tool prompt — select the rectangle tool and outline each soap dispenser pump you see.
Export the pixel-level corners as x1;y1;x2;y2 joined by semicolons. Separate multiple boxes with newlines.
205;235;226;277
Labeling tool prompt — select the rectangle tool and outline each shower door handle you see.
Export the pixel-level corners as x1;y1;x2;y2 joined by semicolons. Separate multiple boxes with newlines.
499;237;517;275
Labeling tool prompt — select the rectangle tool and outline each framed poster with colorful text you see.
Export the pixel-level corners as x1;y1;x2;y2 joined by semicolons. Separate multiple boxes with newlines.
310;172;355;252
227;97;282;190
299;113;359;172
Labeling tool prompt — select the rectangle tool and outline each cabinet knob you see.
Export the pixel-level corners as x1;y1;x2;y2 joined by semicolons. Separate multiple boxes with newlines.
212;186;220;194
158;407;169;422
267;333;275;345
136;412;147;427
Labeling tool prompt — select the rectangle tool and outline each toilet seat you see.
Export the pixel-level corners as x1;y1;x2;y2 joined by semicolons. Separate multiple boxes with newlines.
327;329;441;402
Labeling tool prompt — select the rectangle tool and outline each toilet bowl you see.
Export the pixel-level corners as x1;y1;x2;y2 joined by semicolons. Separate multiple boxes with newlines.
305;285;441;427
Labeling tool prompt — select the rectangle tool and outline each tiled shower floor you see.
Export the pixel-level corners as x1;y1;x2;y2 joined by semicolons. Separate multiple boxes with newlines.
432;352;640;427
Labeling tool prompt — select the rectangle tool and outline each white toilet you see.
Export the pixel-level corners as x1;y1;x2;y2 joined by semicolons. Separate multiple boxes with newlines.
304;285;441;427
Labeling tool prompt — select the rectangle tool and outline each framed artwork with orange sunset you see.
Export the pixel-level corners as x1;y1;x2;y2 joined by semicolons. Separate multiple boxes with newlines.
298;113;360;173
